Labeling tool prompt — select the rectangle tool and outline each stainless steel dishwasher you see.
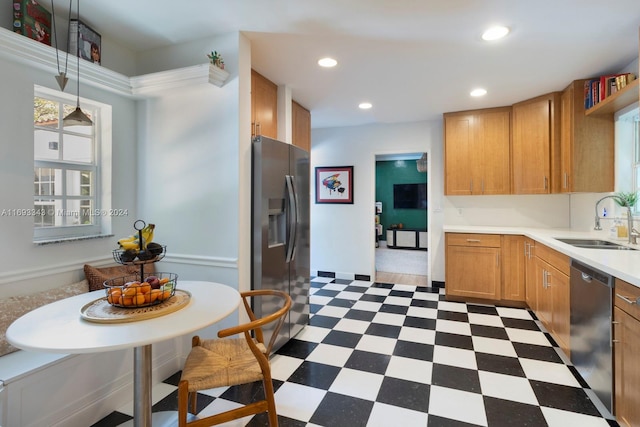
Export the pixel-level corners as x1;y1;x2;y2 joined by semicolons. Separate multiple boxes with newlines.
569;259;614;413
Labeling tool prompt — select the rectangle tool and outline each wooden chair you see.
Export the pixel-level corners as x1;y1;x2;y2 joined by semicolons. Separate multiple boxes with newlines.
178;289;292;427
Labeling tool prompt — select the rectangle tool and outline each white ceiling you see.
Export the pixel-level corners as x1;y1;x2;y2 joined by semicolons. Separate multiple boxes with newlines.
53;0;640;129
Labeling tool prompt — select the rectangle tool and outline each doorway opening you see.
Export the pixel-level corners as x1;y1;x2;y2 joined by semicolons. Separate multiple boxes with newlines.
374;152;428;286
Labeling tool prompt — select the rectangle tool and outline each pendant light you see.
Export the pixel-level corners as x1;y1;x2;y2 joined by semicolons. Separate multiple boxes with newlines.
63;0;92;127
416;153;427;173
51;0;71;91
51;0;93;126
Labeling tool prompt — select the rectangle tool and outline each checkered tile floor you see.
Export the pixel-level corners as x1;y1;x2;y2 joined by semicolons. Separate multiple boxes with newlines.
92;278;618;427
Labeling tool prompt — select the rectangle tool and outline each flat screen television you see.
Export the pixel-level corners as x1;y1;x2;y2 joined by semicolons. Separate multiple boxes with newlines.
393;183;427;209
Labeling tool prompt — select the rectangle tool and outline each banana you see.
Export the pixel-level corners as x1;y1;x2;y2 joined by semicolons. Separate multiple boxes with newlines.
119;240;141;251
141;224;155;246
117;223;155;250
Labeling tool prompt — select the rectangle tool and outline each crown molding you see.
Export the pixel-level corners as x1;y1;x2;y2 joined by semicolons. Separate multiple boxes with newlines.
0;28;229;98
130;63;210;96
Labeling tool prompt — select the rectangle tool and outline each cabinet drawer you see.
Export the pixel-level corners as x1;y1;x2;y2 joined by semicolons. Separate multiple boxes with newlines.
615;278;640;320
446;233;501;248
535;243;569;276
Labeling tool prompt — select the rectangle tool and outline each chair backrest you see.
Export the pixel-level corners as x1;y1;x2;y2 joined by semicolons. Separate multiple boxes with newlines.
217;289;292;356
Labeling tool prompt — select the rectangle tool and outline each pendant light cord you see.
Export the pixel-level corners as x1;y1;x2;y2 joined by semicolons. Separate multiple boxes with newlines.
75;0;80;107
50;0;72;76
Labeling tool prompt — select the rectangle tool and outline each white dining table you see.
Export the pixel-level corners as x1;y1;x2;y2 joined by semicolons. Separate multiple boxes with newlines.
6;280;241;427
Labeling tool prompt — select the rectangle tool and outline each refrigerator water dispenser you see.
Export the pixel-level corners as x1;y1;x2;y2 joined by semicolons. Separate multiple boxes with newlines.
268;199;285;248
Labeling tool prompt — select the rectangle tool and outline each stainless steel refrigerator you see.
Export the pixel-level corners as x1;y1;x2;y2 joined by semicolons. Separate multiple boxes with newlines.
252;136;310;353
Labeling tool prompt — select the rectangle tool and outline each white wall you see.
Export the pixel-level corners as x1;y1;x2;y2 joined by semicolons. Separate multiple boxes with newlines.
311;121;442;281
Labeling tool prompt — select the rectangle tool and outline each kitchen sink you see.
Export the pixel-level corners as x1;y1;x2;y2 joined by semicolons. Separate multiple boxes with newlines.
555;238;636;250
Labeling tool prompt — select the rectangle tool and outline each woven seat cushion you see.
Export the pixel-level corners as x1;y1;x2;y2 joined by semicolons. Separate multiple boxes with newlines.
181;338;267;392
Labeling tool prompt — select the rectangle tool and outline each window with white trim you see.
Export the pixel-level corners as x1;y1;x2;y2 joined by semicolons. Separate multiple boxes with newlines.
33;87;109;241
633;114;640;214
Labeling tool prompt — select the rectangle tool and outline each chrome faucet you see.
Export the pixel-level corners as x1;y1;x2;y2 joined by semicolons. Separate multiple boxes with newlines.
594;195;619;230
625;207;638;244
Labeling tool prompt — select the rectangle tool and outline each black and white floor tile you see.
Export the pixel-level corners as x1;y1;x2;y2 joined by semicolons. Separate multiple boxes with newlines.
92;278;618;427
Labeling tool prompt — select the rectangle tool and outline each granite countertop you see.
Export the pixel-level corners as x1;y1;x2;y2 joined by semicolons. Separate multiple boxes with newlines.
443;225;640;288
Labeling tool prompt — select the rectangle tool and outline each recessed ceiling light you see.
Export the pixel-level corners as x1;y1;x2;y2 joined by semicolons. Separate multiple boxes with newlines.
470;88;487;97
482;26;510;41
359;102;372;109
318;57;338;67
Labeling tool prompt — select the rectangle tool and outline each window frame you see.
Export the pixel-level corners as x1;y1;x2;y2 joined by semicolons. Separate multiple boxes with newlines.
33;86;112;242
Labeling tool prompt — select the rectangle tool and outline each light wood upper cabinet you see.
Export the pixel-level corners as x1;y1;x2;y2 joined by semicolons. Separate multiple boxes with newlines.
444;107;511;195
292;100;311;152
560;80;614;193
511;93;561;194
251;69;278;139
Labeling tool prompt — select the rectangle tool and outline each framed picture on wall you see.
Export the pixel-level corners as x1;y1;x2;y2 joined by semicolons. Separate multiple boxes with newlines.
315;166;354;204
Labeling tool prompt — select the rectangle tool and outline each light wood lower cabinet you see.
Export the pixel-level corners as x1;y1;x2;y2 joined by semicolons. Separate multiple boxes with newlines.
445;233;501;300
614;278;640;427
524;237;537;311
532;243;570;356
502;235;526;302
446;233;529;304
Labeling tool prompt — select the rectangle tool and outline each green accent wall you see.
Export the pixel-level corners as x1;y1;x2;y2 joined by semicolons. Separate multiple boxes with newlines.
375;160;427;240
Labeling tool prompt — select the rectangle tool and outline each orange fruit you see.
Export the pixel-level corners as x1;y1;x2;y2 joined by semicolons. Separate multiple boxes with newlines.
149;289;161;303
159;277;170;285
123;286;137;297
133;294;145;306
139;283;151;294
160;290;172;301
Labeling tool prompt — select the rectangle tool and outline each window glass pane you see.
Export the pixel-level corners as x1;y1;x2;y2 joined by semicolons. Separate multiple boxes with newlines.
34;97;59;128
79;199;93;225
34;168;62;196
34;129;60;160
34;200;55;227
66;170;93;196
63;134;93;162
635;118;640;163
64;199;89;226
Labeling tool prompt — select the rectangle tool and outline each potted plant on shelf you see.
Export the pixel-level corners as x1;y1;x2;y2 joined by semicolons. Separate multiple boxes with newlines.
207;51;224;69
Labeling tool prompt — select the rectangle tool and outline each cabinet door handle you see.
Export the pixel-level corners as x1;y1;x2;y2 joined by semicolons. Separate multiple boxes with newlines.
524;242;529;257
481;179;485;194
470;179;473;193
546;270;551;288
256;122;261;136
616;293;640;305
564;172;569;189
496;252;499;267
544;176;548;190
466;239;481;243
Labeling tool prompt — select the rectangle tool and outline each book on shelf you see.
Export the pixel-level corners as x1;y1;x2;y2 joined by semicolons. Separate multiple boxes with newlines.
584;73;636;109
12;0;51;46
69;19;102;65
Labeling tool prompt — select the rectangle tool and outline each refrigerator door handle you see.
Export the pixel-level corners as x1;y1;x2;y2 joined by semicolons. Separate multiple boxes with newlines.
285;175;298;263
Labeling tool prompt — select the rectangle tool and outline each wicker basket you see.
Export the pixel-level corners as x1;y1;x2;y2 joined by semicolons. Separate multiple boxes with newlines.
103;272;177;308
112;244;166;264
